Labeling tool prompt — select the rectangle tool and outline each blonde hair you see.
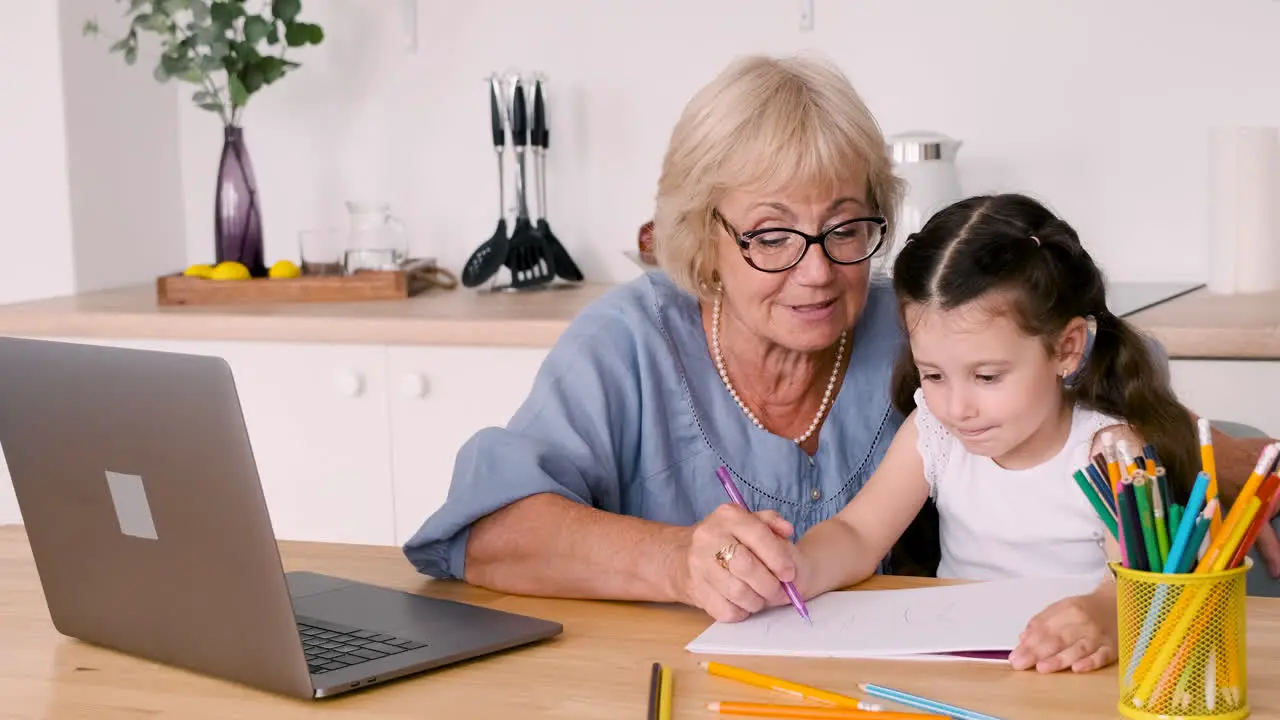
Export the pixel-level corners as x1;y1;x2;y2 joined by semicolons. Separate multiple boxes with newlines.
653;54;903;300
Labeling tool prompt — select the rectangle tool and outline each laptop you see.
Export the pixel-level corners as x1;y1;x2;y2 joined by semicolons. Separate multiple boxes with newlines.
0;336;562;699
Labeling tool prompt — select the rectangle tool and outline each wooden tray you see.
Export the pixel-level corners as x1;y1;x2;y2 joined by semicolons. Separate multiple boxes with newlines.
156;259;457;306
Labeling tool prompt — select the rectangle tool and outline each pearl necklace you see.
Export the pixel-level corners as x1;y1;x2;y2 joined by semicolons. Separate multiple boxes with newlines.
712;292;847;445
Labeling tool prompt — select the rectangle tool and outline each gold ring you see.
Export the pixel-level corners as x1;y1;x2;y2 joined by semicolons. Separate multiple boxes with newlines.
715;542;739;570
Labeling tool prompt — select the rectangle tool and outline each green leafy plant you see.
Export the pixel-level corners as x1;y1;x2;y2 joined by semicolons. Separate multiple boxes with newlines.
84;0;324;127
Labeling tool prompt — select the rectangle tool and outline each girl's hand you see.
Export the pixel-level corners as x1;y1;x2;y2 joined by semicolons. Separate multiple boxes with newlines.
1009;589;1118;673
677;504;799;622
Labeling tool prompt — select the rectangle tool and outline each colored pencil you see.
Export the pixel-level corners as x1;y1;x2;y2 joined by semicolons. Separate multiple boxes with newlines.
1144;442;1162;469
1073;469;1118;540
716;466;811;623
1121;478;1148;571
705;702;943;719
658;665;673;720
699;662;867;709
1102;433;1122;491
1133;472;1162;572
1116;482;1139;568
1150;471;1170;568
858;684;1004;720
1177;501;1215;574
1119;440;1139;478
1085;463;1116;514
647;662;661;720
1165;472;1209;573
1196;443;1278;573
1198;418;1220;534
1169;504;1183;547
1228;473;1280;569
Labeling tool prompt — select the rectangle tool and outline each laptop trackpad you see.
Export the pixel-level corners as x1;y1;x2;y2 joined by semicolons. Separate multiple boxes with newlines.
290;575;552;645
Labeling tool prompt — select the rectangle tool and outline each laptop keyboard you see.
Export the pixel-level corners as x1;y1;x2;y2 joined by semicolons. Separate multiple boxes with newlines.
298;619;427;675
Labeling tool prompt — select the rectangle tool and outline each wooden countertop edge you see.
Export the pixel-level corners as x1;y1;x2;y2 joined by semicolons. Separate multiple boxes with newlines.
1140;327;1280;361
0;311;577;348
1;283;1279;357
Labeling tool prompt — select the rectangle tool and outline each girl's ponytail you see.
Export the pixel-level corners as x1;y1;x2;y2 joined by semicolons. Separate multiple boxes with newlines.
1071;310;1198;502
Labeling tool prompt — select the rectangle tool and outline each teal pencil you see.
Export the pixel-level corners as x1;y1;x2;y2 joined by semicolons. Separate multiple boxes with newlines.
1133;473;1162;572
1178;503;1216;573
1074;469;1118;540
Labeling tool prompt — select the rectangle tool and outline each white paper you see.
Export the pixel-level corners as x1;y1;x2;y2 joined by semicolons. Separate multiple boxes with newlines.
1208;126;1280;294
685;576;1099;661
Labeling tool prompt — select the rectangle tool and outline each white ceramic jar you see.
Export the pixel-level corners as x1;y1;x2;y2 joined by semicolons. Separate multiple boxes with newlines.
882;131;963;275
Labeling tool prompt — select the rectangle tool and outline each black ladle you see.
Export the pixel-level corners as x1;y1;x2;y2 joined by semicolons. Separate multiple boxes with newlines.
531;78;583;282
461;74;510;287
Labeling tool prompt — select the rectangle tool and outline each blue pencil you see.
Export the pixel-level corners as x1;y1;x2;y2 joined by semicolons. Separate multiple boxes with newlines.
859;683;1005;720
1085;463;1116;514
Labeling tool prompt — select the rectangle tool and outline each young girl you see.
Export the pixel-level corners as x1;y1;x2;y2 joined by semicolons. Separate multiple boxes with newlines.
787;192;1199;674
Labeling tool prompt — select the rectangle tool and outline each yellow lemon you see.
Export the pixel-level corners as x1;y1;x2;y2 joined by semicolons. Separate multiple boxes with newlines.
210;261;251;280
183;263;214;278
268;259;301;279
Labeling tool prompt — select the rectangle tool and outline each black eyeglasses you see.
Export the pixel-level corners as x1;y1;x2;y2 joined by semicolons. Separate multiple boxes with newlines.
714;210;888;273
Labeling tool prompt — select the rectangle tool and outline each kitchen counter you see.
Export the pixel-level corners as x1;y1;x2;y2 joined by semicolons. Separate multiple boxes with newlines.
0;282;616;348
0;280;1276;357
1126;288;1280;360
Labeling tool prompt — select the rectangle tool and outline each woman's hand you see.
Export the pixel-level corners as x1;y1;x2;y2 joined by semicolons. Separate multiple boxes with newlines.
676;503;801;622
1009;589;1118;673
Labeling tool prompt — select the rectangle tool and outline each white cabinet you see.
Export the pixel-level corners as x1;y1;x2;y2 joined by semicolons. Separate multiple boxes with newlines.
0;337;397;545
387;346;549;544
208;341;396;546
0;336;552;547
1170;360;1280;438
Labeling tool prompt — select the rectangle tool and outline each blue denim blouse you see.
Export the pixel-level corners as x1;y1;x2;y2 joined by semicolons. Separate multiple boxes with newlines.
403;270;907;580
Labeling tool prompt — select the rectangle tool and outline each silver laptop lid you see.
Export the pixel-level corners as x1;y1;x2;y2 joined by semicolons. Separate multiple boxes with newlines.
0;337;313;698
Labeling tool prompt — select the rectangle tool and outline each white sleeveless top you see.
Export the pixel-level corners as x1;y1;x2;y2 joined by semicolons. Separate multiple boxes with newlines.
913;388;1122;582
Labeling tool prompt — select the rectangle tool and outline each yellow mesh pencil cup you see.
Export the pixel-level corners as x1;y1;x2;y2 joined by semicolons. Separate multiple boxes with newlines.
1114;560;1250;719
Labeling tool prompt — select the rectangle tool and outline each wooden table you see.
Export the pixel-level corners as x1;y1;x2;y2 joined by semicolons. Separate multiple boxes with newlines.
3;526;1280;719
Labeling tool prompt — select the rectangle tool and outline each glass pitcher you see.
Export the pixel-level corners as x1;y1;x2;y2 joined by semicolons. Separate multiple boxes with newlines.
344;200;409;273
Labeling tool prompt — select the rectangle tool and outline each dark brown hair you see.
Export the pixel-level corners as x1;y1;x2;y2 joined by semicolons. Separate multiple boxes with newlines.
890;193;1198;502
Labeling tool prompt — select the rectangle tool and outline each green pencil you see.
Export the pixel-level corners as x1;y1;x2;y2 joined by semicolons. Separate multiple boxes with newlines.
1074;469;1118;540
1169;503;1183;547
1151;474;1170;568
1134;473;1162;572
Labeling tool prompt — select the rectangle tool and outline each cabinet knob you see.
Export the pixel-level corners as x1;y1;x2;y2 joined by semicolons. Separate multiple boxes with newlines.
400;373;428;398
336;372;365;397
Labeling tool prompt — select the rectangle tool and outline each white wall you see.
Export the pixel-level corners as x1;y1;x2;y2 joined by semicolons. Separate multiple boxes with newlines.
0;3;77;305
0;0;184;306
59;0;188;294
177;0;1280;286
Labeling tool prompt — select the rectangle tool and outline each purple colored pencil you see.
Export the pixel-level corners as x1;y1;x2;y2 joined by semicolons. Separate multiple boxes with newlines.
715;465;812;624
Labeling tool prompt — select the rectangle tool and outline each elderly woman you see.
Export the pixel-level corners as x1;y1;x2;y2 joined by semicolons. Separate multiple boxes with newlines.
404;55;1280;619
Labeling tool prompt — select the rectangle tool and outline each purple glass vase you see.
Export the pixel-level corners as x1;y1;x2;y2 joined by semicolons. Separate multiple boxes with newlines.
214;125;266;276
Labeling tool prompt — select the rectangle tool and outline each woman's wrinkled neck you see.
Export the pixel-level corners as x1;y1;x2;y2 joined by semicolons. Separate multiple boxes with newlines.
701;300;835;409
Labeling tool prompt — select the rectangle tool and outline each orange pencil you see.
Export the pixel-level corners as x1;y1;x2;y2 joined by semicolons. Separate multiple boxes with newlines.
1102;435;1122;492
1198;418;1222;534
1196;443;1278;573
707;702;946;719
1228;473;1280;569
699;662;869;709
